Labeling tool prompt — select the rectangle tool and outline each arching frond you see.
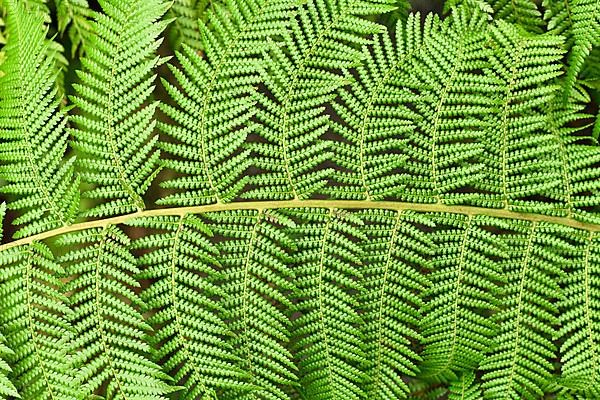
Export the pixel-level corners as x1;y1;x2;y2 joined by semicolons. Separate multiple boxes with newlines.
58;226;172;399
55;0;94;57
132;215;252;399
167;0;210;50
448;372;483;400
288;208;367;399
70;0;170;217
360;210;434;398
0;0;79;238
206;209;298;399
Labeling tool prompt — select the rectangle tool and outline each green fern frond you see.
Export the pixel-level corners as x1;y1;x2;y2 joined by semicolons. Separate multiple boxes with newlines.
480;222;571;399
58;226;172;399
421;214;506;376
448;372;482;400
131;215;252;399
245;0;396;200
55;0;94;57
0;241;77;400
70;0;170;217
158;0;297;206
167;0;211;50
480;21;565;213
360;210;434;398
0;0;79;239
0;331;17;399
557;230;600;396
489;0;544;32
288;208;367;399
328;12;439;200
206;209;298;399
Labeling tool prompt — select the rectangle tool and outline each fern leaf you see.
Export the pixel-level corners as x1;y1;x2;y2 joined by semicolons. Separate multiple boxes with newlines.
328;13;439;200
55;0;94;57
0;241;77;400
158;0;297;206
131;215;252;399
557;231;600;396
0;0;79;239
245;0;396;200
167;0;210;50
480;222;570;399
206;210;298;399
70;0;170;217
360;210;434;398
58;226;172;399
480;21;565;213
489;0;544;32
288;208;367;399
448;372;483;400
421;215;506;376
0;332;18;399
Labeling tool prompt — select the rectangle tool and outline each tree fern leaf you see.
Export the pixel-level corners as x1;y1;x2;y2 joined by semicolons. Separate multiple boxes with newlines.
0;331;18;399
0;241;77;400
421;214;506;376
167;0;210;50
489;0;544;32
131;215;252;399
557;231;600;396
206;209;298;400
245;0;396;200
399;8;493;204
360;210;434;398
480;222;570;399
288;208;367;399
158;0;297;206
0;0;79;239
55;0;94;57
480;21;566;213
448;372;483;400
70;0;170;217
328;13;439;200
58;226;172;399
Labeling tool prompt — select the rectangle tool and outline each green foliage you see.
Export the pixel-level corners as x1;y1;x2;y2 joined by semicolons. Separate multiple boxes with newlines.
0;0;598;399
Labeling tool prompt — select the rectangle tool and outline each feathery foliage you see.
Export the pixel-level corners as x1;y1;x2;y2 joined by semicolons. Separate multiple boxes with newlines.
0;0;598;399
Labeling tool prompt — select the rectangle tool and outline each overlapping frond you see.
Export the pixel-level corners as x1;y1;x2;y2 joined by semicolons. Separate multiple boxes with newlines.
158;0;298;206
557;231;600;396
328;13;439;200
0;0;79;238
448;372;482;400
421;214;506;376
55;0;94;56
489;0;544;32
288;208;366;399
0;331;17;399
70;0;169;217
479;22;565;213
246;0;396;200
360;210;433;398
480;222;570;399
58;226;171;399
206;210;298;400
0;241;77;400
131;215;252;399
167;0;210;50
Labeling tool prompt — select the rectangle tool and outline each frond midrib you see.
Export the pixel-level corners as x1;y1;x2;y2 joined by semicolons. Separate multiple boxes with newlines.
3;199;600;251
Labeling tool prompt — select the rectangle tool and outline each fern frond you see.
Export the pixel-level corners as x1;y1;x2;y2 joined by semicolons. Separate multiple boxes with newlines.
448;372;483;400
479;21;565;213
58;226;171;399
557;230;600;396
206;209;298;399
489;0;544;32
158;0;297;206
131;215;252;399
0;242;77;400
288;208;367;399
421;214;506;376
167;0;210;50
360;210;434;398
55;0;94;57
0;332;18;399
328;12;439;200
480;222;570;399
70;0;170;217
0;0;79;239
246;0;396;200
